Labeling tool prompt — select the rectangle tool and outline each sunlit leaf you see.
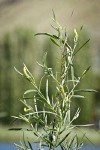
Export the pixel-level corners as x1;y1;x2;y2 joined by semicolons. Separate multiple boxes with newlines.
73;108;80;120
74;29;78;43
14;67;23;76
75;89;98;93
46;79;50;104
24;89;37;95
72;95;85;99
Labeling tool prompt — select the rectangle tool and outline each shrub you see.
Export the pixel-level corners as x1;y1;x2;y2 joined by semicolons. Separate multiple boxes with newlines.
12;12;96;150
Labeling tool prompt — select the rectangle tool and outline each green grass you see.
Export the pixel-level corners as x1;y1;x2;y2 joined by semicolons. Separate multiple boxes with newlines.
0;125;35;142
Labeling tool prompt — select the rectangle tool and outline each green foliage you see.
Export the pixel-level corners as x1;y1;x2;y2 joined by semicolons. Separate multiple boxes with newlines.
12;13;96;150
0;28;37;124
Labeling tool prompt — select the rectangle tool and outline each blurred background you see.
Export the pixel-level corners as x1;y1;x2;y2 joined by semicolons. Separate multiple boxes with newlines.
0;0;100;145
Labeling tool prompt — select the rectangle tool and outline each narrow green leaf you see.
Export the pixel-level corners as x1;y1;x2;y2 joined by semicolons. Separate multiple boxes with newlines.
26;111;57;117
14;67;23;76
71;65;74;85
9;128;22;131
74;39;90;55
50;38;60;47
46;79;50;104
34;32;54;38
35;32;60;42
43;51;47;67
80;25;83;31
72;95;85;99
69;135;78;150
23;63;34;79
36;61;44;68
9;128;32;131
28;141;33;150
52;9;56;21
24;89;37;95
75;124;94;127
23;131;29;149
51;24;58;32
80;66;91;79
11;116;20;119
67;79;79;83
57;132;71;147
60;144;66;150
14;143;24;150
34;96;38;114
73;108;80;120
74;29;78;43
22;97;33;100
75;89;98;93
35;32;72;50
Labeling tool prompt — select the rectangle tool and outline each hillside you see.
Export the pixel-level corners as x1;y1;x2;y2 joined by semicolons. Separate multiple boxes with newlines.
0;0;100;71
0;0;100;37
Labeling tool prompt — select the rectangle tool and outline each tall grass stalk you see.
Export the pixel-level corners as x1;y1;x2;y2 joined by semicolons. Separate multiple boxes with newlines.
12;12;96;150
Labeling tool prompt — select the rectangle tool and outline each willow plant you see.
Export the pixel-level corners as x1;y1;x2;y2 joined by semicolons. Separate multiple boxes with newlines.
11;12;96;150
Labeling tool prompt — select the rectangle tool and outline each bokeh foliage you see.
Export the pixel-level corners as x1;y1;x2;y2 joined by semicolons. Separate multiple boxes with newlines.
0;28;38;124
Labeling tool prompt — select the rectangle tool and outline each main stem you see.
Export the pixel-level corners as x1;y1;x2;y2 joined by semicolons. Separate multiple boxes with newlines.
61;47;70;124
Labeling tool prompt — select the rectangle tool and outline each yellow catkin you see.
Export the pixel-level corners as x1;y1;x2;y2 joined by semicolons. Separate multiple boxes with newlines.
24;107;31;112
23;66;30;79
